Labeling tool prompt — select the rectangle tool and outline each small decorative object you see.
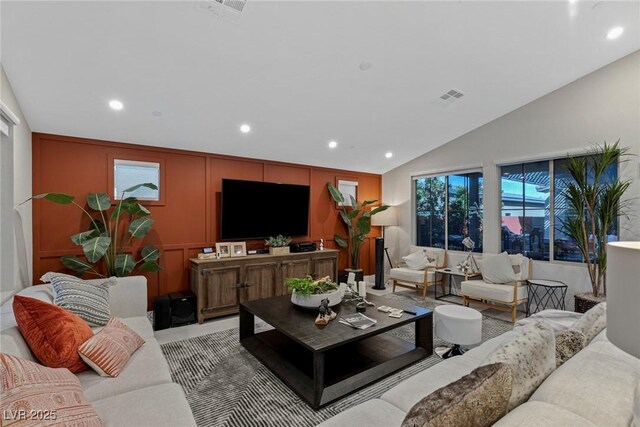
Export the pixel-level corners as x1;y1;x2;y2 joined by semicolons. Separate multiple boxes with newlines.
216;252;221;259
231;242;247;257
287;275;341;308
203;247;213;254
358;281;367;297
462;237;480;273
197;252;217;259
356;301;367;312
319;238;324;251
265;235;292;255
315;298;338;326
215;242;231;258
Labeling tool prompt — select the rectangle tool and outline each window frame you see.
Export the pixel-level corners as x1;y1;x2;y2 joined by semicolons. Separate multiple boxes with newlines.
108;154;166;206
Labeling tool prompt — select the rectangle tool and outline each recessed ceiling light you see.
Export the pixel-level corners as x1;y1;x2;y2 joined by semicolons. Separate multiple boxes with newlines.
109;100;123;110
359;61;373;71
152;111;162;117
385;152;393;159
328;140;338;149
606;26;624;40
240;124;251;133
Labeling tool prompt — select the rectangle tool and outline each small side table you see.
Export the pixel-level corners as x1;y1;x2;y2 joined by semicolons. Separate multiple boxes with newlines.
526;279;568;316
434;269;482;305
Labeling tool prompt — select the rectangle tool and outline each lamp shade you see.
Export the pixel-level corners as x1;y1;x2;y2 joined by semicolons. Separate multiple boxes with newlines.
371;206;397;226
606;241;640;359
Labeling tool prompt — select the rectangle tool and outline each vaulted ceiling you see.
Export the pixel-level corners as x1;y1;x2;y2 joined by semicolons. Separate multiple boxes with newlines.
2;1;639;173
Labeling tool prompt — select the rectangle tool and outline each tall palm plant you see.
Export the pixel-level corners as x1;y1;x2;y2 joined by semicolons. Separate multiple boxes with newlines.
559;141;631;297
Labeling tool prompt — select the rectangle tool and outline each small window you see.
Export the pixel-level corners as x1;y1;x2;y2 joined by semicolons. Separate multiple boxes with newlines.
113;159;160;201
337;179;358;207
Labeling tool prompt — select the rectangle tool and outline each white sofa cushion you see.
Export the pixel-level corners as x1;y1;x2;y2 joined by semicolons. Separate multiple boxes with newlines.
92;316;155;340
0;326;36;361
530;340;640;426
409;245;445;266
390;268;437;284
380;356;478;413
461;280;526;303
479;252;517;284
483;321;556;410
317;399;406;427
494;401;597;427
402;250;430;270
634;380;640;427
78;336;172;402
571;302;606;343
91;383;196;427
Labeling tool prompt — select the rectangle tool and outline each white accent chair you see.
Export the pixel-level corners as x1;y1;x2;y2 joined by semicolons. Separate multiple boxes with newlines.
461;253;532;324
390;246;446;299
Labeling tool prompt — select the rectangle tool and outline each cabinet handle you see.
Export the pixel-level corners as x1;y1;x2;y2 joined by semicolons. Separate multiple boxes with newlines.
235;282;253;288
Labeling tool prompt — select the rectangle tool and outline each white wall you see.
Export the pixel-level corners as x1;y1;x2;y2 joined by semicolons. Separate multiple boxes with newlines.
382;50;640;310
0;65;32;301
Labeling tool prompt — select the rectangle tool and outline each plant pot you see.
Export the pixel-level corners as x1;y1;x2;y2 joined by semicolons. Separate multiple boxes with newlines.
290;289;341;309
574;292;606;313
269;246;290;256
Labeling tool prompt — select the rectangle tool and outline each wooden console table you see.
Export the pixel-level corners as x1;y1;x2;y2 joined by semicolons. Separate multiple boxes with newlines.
190;249;339;323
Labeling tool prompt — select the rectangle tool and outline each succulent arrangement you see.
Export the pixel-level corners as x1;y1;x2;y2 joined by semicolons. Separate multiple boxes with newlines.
265;235;292;247
285;275;338;296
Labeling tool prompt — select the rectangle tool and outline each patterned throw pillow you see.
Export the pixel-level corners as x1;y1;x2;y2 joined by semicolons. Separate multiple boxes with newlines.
78;317;145;377
0;353;103;427
44;272;113;326
571;302;606;343
555;330;587;367
402;363;512;427
13;296;93;373
483;321;556;410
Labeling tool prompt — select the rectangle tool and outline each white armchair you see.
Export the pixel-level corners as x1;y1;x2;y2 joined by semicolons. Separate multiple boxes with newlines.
390;246;447;299
461;253;532;324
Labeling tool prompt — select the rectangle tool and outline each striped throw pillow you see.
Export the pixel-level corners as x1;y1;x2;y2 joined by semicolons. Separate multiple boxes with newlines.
0;353;103;426
78;317;145;377
45;273;112;326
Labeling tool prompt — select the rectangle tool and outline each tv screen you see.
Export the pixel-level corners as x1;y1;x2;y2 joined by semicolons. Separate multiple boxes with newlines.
220;179;310;240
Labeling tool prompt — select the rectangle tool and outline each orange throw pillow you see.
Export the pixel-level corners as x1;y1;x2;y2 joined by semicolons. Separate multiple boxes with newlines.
0;353;103;426
13;295;94;373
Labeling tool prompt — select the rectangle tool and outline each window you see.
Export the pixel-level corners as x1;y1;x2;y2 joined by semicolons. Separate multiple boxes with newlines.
415;172;483;252
113;159;160;201
500;156;618;262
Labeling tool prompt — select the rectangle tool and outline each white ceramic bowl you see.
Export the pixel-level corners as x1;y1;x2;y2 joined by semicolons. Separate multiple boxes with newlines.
290;289;342;308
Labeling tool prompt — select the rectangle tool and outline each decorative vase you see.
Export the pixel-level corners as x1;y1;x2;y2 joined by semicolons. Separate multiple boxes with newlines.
290;289;341;308
269;246;290;255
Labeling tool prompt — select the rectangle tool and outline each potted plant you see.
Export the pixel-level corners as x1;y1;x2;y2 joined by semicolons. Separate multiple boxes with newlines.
327;183;388;282
558;141;631;312
265;235;292;255
22;183;161;277
286;275;340;308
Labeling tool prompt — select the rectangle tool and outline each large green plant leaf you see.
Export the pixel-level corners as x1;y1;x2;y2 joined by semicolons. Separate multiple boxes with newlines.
114;253;136;277
127;203;151;217
360;199;378;208
128;217;154;237
141;245;160;261
349;195;358;209
90;220;108;236
70;229;97;245
82;235;111;263
370;205;389;216
141;260;162;272
327;183;344;204
116;253;137;277
334;235;348;248
23;193;75;205
357;216;371;236
60;255;93;273
339;211;352;228
123;183;158;194
87;193;111;211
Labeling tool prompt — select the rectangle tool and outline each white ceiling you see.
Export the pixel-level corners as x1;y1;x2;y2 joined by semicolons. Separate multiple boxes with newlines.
2;1;639;174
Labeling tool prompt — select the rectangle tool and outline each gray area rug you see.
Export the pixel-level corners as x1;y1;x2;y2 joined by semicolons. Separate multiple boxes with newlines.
160;294;512;427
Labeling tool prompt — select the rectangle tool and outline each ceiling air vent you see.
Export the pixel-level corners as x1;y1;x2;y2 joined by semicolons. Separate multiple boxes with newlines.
197;0;246;23
440;89;464;101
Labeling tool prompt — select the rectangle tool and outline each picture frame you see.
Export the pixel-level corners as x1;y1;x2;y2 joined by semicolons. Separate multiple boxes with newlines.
215;242;231;258
230;242;247;257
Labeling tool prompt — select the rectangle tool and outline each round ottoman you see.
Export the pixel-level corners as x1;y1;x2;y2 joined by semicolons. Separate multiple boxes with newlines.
434;305;482;358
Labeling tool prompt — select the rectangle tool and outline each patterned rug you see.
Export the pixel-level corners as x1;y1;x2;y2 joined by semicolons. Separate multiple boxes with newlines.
160;294;512;427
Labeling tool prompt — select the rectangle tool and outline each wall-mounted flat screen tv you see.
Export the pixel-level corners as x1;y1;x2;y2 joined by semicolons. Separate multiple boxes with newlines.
220;179;310;240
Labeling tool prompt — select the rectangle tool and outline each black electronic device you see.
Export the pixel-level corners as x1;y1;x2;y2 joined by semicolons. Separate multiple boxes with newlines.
153;296;171;331
374;237;386;290
289;242;317;253
220;179;310;240
169;292;197;327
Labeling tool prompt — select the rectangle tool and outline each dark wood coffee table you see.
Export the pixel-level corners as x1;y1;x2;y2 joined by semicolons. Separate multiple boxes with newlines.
239;294;433;409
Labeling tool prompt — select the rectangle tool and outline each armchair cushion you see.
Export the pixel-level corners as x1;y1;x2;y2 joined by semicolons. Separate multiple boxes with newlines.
390;268;436;284
479;252;517;284
409;246;445;267
461;280;527;303
403;250;430;271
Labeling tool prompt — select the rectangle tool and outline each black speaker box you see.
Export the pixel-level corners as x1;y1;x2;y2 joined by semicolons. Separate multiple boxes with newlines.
153;296;171;331
169;291;197;327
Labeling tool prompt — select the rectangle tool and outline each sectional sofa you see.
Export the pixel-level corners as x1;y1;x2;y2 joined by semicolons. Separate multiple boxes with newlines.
0;276;196;427
319;309;640;426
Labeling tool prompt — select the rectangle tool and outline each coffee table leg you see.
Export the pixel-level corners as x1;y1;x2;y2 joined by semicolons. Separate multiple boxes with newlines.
239;305;254;340
415;315;433;356
313;352;325;409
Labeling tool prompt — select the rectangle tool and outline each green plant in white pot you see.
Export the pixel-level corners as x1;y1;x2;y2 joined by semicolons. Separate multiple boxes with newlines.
286;275;340;308
265;235;292;255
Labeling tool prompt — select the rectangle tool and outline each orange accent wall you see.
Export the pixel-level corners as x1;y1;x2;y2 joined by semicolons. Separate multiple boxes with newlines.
32;133;382;307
